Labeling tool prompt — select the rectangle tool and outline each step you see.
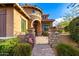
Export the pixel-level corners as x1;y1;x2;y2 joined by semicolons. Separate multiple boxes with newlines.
35;36;48;44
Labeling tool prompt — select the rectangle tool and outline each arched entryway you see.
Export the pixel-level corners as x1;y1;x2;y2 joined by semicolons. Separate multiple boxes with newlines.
33;20;39;36
33;20;42;36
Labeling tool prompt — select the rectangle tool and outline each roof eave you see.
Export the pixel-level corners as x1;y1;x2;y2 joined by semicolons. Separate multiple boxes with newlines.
15;4;31;20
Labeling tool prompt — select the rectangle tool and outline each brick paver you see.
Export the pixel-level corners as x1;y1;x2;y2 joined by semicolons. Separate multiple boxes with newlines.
32;44;55;56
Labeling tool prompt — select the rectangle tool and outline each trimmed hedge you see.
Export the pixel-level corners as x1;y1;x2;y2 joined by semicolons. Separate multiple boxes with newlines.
56;43;79;56
68;17;79;42
0;38;32;56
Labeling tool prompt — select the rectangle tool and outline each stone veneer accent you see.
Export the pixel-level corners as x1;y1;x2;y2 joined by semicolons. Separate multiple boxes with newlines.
48;27;60;48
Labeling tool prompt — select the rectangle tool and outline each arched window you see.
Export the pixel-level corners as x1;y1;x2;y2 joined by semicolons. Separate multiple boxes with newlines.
32;10;35;13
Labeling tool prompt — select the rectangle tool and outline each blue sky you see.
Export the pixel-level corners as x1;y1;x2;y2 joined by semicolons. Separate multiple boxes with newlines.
29;3;69;19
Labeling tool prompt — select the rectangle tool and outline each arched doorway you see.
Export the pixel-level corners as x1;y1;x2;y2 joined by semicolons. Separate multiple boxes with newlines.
33;20;40;36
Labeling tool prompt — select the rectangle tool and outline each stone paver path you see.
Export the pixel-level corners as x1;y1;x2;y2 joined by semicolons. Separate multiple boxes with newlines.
32;44;55;56
32;36;55;56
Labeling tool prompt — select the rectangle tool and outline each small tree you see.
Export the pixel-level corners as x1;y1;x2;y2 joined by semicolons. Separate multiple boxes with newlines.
68;17;79;42
64;26;69;32
58;20;70;33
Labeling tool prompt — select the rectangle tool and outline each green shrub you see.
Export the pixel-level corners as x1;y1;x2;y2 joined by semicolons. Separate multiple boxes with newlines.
68;17;79;42
0;38;32;56
42;31;48;36
0;38;19;56
12;43;32;56
64;26;69;32
58;29;63;33
56;43;79;56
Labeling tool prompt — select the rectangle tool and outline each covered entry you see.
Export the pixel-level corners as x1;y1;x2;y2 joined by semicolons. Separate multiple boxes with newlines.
32;20;42;36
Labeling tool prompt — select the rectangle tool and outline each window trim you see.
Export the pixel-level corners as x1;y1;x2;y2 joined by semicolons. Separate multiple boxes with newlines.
21;18;26;32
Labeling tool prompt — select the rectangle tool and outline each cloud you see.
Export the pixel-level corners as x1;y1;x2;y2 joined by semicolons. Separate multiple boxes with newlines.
53;17;64;27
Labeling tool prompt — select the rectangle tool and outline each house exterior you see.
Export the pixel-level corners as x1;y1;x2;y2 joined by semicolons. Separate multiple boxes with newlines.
22;5;43;36
42;14;54;33
0;3;54;37
0;4;30;37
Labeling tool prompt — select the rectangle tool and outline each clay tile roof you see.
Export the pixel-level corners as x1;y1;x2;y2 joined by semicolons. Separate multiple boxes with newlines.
42;19;55;22
42;14;49;16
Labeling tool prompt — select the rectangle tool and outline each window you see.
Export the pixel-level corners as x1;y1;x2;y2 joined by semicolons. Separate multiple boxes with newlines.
42;16;46;19
32;10;35;13
43;24;49;31
21;18;26;32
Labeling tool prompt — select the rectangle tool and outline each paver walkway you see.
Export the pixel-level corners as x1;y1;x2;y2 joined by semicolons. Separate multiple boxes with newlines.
32;36;55;56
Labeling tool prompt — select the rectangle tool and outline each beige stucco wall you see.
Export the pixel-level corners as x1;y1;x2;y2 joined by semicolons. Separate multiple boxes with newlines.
13;8;28;36
0;8;6;37
0;6;28;37
0;7;14;37
23;8;42;20
6;7;14;37
23;8;41;16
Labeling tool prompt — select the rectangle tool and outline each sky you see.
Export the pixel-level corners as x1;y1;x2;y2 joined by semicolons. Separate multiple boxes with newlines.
30;3;70;19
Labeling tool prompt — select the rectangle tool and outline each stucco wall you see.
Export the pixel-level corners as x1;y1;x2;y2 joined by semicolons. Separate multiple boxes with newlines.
0;7;29;37
13;8;28;36
23;8;42;20
6;7;14;37
23;8;41;16
0;8;6;37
